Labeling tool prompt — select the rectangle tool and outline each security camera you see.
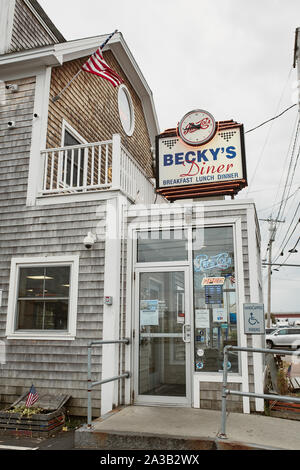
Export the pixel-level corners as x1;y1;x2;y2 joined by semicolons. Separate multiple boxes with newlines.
7;121;16;128
83;232;97;249
5;84;18;92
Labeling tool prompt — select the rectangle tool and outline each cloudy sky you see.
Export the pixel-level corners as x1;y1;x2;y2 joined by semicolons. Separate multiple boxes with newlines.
39;0;300;314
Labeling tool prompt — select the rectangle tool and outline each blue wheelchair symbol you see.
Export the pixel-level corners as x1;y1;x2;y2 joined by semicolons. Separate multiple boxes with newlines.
248;312;260;326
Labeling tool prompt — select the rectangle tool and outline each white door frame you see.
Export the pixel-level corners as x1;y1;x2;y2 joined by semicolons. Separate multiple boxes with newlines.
133;265;192;407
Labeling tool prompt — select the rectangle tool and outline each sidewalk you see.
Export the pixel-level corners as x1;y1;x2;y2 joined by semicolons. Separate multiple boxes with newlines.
1;405;300;450
75;406;300;450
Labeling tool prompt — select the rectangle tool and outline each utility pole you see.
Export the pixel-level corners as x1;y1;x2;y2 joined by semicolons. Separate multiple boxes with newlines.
260;218;285;328
293;27;300;111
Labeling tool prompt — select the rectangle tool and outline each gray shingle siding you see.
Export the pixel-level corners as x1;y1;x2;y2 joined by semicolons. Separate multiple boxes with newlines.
0;76;107;417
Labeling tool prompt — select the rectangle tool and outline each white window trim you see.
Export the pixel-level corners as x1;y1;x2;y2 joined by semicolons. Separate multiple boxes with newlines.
118;84;135;136
6;256;79;341
61;119;88;147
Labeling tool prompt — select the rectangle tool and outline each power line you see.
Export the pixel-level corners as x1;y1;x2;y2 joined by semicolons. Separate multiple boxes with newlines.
245;67;294;197
273;207;300;262
270;114;300;219
269;119;300;243
276;140;300;222
275;237;300;271
245;103;297;134
257;187;299;213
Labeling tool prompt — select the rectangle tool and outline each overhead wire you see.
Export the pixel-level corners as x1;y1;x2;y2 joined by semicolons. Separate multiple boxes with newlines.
275;236;300;270
270;114;299;219
260;118;300;263
257;186;300;213
269;117;300;245
245;67;293;198
245;103;297;135
273;203;300;263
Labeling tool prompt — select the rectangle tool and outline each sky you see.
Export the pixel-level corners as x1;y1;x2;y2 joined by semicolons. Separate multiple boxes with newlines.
39;0;300;314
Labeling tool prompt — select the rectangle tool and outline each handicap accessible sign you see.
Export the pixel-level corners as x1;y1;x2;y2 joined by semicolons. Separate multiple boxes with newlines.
243;303;265;335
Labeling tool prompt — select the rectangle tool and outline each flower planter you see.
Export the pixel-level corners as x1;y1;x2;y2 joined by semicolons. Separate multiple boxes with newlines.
268;400;300;421
0;392;70;438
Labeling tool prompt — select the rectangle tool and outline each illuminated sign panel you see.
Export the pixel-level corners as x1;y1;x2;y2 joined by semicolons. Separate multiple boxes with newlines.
155;117;247;200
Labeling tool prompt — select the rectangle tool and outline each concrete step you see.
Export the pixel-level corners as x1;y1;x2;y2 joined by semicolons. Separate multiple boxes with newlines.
74;406;300;450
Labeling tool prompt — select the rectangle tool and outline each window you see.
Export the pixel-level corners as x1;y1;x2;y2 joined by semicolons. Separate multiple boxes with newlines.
137;230;188;263
193;226;238;373
61;121;87;188
6;257;79;340
118;85;135;136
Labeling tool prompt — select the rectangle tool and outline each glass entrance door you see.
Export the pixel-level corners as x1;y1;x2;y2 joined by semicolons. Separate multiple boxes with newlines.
134;268;191;405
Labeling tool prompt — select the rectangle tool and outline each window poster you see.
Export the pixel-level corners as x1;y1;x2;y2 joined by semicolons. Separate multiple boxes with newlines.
213;308;227;323
195;309;210;328
140;300;159;326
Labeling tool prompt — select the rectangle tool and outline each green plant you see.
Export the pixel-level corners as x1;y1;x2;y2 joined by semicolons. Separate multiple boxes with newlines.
7;405;46;418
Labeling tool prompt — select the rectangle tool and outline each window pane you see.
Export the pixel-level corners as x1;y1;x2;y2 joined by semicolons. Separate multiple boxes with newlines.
63;130;84;187
18;267;45;298
45;266;70;298
64;129;80;146
193;226;238;373
17;300;44;329
119;88;132;134
17;300;68;330
16;265;70;332
137;230;188;262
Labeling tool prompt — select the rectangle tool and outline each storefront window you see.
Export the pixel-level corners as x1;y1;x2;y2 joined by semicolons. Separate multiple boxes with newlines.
137;230;188;263
193;226;238;373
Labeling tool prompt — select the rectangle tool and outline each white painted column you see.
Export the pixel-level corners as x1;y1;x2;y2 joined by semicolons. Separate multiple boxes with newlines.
247;205;265;412
112;134;121;190
235;218;250;414
26;66;52;206
101;195;123;416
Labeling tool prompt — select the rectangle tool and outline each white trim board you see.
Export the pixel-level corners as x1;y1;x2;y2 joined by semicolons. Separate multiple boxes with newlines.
0;0;16;55
26;66;52;206
5;255;79;341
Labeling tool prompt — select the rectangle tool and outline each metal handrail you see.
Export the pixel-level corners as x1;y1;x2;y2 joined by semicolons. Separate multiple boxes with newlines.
219;345;300;439
87;339;130;428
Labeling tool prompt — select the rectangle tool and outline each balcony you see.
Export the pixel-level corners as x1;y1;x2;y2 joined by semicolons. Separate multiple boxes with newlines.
39;134;159;205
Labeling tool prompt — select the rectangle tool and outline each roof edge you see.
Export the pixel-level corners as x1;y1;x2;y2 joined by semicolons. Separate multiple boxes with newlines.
26;0;66;43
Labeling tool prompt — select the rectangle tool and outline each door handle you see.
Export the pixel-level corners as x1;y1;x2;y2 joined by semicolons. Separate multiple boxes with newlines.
182;324;191;343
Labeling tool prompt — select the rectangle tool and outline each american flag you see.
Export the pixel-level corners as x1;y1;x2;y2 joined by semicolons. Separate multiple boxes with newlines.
81;48;123;88
25;384;39;408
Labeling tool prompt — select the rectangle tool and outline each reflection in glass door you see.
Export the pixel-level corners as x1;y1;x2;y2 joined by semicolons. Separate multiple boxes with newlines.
136;269;191;404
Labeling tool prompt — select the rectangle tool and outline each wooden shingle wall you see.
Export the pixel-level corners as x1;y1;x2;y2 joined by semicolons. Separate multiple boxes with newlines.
47;52;153;177
0;76;108;417
9;0;57;53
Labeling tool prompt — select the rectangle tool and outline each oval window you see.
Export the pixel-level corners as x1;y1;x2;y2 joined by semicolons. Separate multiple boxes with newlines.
118;85;135;136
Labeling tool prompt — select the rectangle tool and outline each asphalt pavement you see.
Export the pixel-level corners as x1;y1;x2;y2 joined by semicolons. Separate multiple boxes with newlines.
0;429;75;451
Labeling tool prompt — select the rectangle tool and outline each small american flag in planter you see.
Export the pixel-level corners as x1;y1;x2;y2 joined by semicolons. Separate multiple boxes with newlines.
25;384;39;408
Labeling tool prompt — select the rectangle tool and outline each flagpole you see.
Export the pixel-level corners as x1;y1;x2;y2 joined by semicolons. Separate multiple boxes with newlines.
52;29;119;103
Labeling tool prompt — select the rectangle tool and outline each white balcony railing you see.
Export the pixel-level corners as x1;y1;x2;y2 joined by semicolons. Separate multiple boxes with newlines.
40;134;159;204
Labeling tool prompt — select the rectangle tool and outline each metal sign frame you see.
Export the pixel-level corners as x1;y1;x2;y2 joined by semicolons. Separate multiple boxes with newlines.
243;303;265;335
